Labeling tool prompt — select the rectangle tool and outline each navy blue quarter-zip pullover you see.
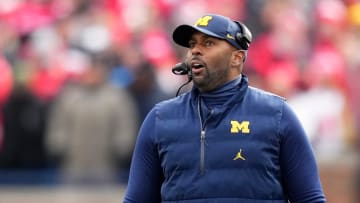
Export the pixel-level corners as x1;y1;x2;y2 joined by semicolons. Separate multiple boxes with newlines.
124;75;326;203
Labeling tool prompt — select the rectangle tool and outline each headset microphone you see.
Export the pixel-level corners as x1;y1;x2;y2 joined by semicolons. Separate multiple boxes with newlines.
171;62;192;97
172;62;190;75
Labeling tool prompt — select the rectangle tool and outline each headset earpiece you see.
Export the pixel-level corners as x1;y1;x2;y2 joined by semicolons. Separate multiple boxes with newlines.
234;21;252;50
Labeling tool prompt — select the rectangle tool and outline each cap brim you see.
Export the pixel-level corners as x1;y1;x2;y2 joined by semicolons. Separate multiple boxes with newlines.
172;24;224;48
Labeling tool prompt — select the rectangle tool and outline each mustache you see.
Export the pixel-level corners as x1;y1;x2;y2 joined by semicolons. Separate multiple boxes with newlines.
188;57;205;65
190;56;202;61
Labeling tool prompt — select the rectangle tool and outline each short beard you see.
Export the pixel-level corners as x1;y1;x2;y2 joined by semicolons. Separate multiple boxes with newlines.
193;66;230;92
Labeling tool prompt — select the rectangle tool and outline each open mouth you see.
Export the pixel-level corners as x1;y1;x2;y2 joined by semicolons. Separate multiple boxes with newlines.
192;63;204;69
191;63;205;76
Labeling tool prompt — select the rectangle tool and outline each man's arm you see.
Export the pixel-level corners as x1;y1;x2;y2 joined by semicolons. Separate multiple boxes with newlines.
280;103;326;203
123;107;163;203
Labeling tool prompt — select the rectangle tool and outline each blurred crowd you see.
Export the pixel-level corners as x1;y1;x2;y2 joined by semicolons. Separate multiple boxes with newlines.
0;0;359;188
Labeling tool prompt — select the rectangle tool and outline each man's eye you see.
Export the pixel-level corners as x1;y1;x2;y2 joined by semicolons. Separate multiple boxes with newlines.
188;41;195;48
204;40;214;47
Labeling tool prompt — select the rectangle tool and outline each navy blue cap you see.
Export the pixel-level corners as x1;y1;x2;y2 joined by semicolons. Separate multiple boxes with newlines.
172;14;251;50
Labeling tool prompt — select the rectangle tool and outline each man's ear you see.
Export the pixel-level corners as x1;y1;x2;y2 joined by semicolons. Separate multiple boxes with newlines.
231;50;244;66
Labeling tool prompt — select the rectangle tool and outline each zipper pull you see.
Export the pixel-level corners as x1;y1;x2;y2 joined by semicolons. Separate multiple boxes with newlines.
200;130;205;140
200;130;206;175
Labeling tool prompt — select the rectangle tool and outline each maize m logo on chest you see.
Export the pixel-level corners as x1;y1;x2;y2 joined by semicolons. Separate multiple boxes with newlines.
230;120;250;134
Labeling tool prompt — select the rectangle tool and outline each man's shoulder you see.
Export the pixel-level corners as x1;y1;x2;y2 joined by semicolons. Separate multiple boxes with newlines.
245;86;287;112
152;92;192;116
156;92;190;107
248;86;286;101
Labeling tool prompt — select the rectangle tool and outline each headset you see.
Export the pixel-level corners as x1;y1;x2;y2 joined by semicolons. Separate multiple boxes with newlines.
234;21;252;51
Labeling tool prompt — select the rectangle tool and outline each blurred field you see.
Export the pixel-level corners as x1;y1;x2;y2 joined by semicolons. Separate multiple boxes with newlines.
319;161;358;203
0;185;126;203
0;156;358;203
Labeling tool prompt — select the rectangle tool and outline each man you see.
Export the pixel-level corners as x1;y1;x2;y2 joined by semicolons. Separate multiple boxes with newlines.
123;14;326;202
46;51;139;184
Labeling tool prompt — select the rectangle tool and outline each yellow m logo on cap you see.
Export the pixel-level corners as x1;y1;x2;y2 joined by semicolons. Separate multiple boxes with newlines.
230;120;250;134
194;16;213;27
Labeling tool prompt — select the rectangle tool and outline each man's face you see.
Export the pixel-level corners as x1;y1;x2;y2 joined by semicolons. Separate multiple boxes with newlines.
186;32;239;92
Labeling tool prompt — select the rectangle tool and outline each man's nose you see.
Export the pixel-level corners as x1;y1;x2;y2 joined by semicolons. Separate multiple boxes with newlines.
190;45;202;55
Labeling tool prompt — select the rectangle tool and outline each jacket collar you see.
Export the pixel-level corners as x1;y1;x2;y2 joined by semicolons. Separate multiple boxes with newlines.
190;74;249;107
